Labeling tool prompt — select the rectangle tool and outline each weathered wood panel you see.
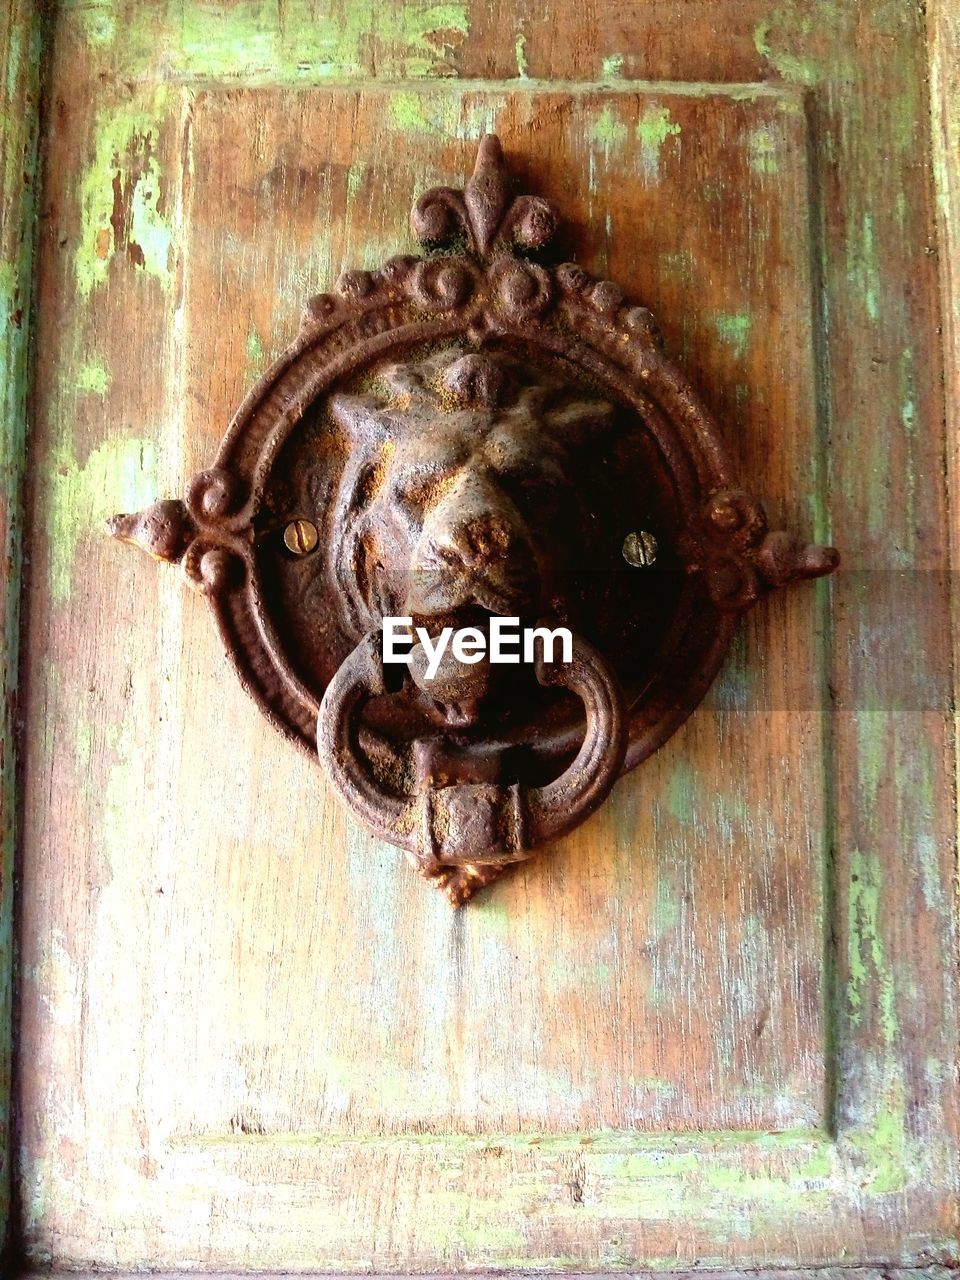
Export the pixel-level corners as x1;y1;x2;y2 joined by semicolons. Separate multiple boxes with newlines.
12;0;959;1272
147;83;825;1140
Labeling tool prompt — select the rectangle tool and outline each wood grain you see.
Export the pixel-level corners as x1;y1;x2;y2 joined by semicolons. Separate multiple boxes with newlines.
12;0;960;1271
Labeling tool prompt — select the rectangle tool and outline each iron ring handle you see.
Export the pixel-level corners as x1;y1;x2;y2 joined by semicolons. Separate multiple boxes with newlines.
317;628;627;868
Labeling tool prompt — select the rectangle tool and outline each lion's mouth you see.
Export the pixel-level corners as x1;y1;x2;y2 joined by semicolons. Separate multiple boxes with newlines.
399;602;519;730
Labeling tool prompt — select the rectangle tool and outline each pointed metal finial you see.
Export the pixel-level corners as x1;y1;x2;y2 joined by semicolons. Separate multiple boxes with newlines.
464;134;511;254
106;499;194;564
410;133;559;257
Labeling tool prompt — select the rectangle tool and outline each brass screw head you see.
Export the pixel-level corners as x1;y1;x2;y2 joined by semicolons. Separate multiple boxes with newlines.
284;518;319;556
622;530;658;567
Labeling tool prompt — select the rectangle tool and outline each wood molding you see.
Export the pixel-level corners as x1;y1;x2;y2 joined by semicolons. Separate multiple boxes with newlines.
0;0;42;1253
16;1269;960;1280
929;0;960;904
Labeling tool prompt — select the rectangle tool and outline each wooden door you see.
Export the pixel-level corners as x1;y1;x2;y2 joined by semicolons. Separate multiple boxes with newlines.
3;0;958;1272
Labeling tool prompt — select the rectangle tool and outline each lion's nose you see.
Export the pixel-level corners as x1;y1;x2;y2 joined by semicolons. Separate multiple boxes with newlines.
438;512;513;567
408;471;541;618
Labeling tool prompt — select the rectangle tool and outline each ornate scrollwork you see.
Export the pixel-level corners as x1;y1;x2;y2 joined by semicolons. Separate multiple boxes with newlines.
681;488;840;611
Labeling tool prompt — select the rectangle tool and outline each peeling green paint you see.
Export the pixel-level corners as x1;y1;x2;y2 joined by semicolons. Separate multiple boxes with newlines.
165;1121;942;1249
901;394;916;435
847;849;898;1044
615;1149;701;1179
346;162;364;203
747;125;779;176
846;211;880;323
389;90;435;133
57;0;482;84
754;17;819;86
177;2;470;81
418;1199;527;1255
857;1106;909;1193
546;952;612;995
601;53;624;79
591;104;627;156
387;90;498;139
712;312;753;360
753;10;827;87
700;1163;831;1204
514;33;528;79
664;758;695;825
635;105;680;182
186;1126;825;1154
753;6;855;89
77;0;117;48
48;436;159;609
899;348;916;439
847;1067;912;1194
651;863;679;935
76;358;111;396
472;894;510;939
915;832;942;914
179;3;282;78
76;89;174;298
246;327;267;376
129;162;173;281
798;1145;835;1181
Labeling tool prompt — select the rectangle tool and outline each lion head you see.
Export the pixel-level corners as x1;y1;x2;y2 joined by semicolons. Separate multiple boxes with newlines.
325;346;619;641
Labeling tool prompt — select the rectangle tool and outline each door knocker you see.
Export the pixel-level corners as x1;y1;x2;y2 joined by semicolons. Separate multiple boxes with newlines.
109;135;838;905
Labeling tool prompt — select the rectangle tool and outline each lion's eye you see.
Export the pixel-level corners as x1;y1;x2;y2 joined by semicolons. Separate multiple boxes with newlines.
501;465;540;491
352;462;384;506
499;461;564;506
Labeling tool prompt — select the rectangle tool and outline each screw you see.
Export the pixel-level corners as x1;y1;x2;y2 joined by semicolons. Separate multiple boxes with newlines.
623;530;658;567
284;518;319;556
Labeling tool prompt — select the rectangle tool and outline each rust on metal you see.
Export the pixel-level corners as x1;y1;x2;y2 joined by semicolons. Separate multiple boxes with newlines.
108;134;838;906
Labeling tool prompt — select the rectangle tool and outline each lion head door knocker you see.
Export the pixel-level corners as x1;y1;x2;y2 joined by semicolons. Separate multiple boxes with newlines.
109;135;838;906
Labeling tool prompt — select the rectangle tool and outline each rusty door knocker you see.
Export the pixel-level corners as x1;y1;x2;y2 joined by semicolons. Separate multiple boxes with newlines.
110;135;837;905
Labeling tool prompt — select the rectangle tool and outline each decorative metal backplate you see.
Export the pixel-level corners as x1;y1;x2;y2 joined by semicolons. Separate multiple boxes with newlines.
109;135;838;906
